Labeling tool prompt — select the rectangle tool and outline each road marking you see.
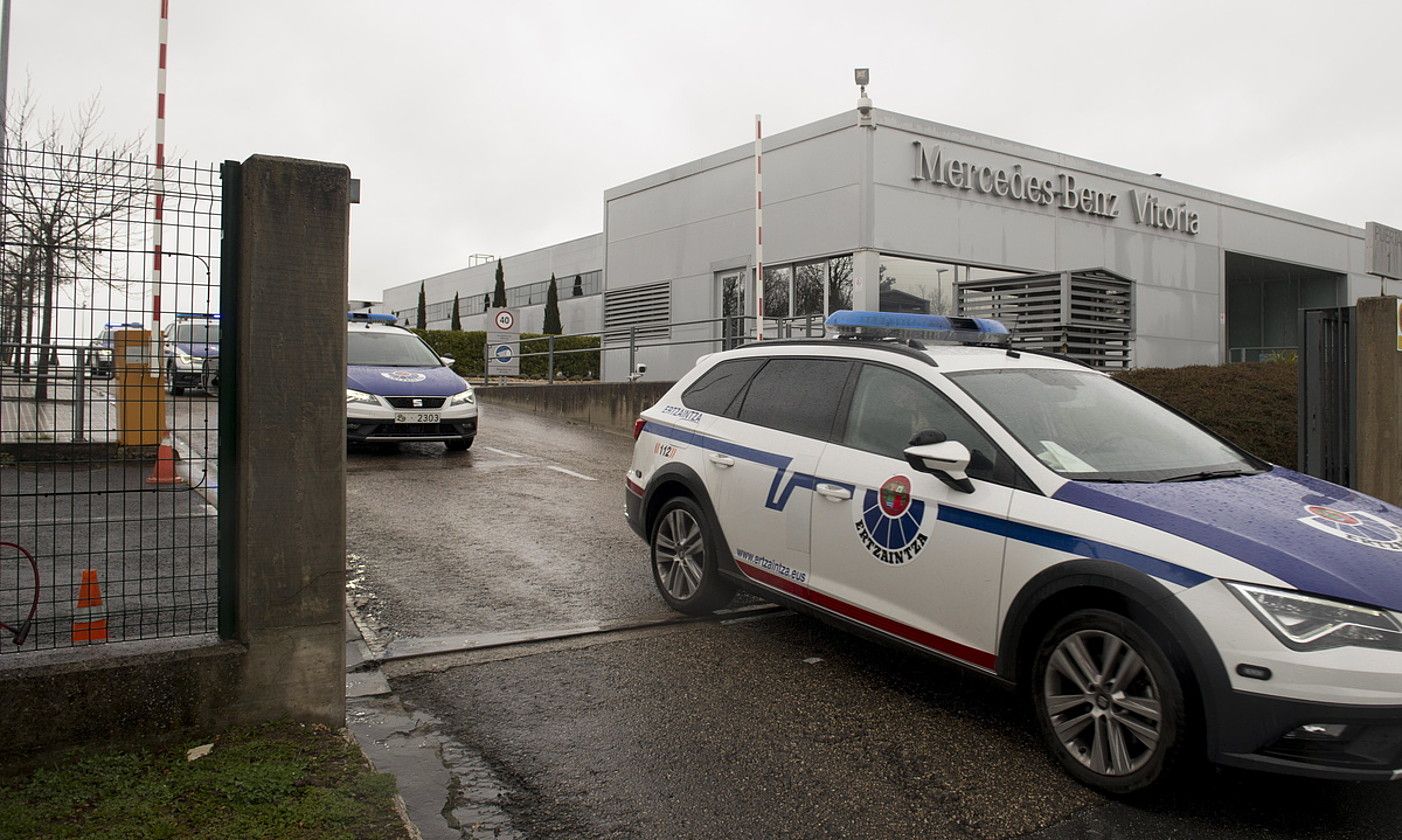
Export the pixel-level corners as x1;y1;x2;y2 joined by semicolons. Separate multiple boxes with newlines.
483;446;523;458
547;465;597;481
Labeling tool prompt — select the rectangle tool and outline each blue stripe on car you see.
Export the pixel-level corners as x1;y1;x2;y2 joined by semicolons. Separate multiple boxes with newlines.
936;505;1210;588
643;421;1208;589
643;421;853;511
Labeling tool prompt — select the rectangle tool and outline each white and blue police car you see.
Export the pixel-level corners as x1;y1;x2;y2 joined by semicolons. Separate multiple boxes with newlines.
164;313;221;395
624;310;1402;793
346;313;478;451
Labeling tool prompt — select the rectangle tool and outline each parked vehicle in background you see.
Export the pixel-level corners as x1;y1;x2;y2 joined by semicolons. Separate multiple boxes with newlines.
346;312;478;451
626;310;1402;794
88;322;143;379
163;313;220;395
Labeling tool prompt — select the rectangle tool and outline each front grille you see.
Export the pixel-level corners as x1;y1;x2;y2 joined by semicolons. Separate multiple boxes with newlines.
386;396;446;409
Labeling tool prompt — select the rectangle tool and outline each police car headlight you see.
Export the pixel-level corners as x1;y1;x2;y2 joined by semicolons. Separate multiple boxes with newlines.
346;388;380;406
447;387;475;406
1226;582;1402;652
175;348;195;367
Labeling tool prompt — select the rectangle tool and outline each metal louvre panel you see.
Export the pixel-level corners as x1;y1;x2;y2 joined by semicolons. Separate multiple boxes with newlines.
603;282;672;342
956;268;1135;369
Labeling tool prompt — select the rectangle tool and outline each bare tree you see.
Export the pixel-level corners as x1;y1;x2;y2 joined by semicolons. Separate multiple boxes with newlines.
2;90;147;400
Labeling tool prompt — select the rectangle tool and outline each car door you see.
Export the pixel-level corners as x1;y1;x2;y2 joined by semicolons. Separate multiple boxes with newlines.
808;362;1014;670
705;356;852;592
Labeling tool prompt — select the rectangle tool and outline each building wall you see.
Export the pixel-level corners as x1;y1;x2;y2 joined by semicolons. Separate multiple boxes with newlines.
871;111;1368;368
602;113;867;381
383;233;604;330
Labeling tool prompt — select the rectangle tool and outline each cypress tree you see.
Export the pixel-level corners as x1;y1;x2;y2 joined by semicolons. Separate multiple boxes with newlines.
543;273;562;335
450;292;462;330
416;283;427;330
571;274;583;297
491;260;507;307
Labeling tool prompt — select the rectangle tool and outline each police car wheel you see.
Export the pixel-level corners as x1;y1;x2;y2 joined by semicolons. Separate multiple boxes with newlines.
166;364;184;396
1032;609;1187;794
650;496;734;615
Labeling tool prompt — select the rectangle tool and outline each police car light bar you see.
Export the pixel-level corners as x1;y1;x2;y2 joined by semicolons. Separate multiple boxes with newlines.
825;310;1010;346
173;312;220;320
348;312;398;324
104;321;144;329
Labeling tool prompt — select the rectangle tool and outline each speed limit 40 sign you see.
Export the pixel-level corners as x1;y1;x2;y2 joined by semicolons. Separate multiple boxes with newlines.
487;308;520;375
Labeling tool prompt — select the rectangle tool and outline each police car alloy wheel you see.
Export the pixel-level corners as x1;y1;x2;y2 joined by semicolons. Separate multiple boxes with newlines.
1033;609;1187;794
650;497;734;615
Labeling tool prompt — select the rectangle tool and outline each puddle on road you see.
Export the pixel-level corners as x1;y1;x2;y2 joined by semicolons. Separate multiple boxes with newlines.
349;696;522;840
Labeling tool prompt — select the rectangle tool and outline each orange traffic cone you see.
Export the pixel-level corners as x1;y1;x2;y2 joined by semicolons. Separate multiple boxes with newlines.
146;440;183;485
71;569;108;643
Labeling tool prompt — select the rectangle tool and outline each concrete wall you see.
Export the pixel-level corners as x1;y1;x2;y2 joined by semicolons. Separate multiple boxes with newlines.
479;381;675;435
1355;296;1402;506
0;155;351;757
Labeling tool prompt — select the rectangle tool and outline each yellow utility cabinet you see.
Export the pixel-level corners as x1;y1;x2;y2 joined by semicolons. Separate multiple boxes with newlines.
114;328;166;446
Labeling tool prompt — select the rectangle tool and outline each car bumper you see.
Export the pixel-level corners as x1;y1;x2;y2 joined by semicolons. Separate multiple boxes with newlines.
1180;580;1402;781
624;475;646;539
1213;690;1402;781
347;415;477;443
171;359;218;389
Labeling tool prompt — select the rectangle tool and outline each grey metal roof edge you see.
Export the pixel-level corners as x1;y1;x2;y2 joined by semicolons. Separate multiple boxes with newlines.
386;231;605;296
603;111;859;203
872;109;1365;239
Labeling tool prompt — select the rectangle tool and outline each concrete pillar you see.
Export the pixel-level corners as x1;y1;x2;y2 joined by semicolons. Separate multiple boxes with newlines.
1354;295;1402;506
853;248;881;312
229;155;349;725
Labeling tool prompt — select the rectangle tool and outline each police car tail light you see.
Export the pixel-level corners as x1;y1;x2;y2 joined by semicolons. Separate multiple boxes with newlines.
633;418;646;441
1226;582;1402;652
824;310;1010;346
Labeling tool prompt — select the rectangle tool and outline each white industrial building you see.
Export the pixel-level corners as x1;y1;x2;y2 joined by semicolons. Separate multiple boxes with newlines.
384;106;1386;382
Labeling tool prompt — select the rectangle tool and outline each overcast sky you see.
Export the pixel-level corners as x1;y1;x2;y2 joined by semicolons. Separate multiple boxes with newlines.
11;0;1401;301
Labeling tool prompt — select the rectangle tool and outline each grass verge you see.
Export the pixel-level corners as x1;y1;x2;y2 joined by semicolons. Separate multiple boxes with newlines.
0;721;408;840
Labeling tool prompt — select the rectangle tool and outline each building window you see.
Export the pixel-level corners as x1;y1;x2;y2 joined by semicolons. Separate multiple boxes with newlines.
828;256;853;312
762;266;791;320
879;255;1025;316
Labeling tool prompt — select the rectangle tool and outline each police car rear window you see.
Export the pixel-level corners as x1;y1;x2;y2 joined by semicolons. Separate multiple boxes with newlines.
736;358;849;440
681;358;765;417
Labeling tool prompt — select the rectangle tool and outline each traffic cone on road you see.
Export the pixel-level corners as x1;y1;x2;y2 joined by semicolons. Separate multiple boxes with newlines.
146;439;183;485
71;569;108;644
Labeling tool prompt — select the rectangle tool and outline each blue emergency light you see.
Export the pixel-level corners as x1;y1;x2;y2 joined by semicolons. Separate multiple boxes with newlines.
347;312;398;324
173;312;220;320
824;310;1010;346
104;321;144;329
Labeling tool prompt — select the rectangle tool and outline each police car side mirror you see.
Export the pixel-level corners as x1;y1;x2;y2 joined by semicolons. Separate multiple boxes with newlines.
439;355;455;366
904;440;975;494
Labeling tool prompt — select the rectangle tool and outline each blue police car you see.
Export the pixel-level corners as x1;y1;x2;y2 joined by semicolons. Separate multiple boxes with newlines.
626;310;1402;793
346;313;478;450
163;313;220;395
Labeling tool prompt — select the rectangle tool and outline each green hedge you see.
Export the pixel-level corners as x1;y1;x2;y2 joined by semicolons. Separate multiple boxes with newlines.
1113;360;1297;469
413;330;601;381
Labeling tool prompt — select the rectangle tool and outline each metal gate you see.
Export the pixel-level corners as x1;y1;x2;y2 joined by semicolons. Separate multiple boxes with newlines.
1298;306;1355;486
0;141;225;654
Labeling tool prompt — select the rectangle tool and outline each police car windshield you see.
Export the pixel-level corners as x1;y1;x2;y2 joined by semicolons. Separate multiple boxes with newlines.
347;330;441;367
946;368;1261;483
172;324;219;344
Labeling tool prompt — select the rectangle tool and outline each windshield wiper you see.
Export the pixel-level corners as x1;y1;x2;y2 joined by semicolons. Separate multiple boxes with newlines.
1158;468;1256;483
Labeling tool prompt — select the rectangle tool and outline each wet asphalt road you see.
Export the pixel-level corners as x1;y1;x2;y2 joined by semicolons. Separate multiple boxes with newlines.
347;401;1402;839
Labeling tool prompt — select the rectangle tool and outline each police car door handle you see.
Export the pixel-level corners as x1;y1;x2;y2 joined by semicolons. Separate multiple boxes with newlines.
707;453;735;468
816;483;852;501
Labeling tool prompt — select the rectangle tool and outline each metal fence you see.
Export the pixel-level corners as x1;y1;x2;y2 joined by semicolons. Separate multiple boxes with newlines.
0;144;223;654
501;313;828;383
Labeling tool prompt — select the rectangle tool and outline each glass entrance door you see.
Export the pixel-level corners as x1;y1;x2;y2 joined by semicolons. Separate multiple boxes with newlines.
718;270;746;350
